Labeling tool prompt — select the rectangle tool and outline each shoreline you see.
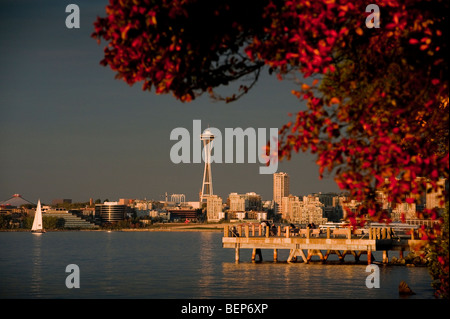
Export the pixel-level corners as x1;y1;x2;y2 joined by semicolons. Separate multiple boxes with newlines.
0;223;226;233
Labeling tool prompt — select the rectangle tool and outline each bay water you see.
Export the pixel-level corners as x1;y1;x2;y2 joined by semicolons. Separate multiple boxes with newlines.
0;231;435;299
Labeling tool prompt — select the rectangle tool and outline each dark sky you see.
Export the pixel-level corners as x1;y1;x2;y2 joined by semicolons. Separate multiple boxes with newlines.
0;0;340;204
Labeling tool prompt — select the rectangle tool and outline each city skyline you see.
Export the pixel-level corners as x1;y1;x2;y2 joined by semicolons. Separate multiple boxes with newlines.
0;171;343;207
0;1;340;205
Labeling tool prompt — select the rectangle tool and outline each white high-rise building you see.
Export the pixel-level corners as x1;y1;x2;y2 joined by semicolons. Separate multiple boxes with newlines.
273;172;289;214
228;193;246;212
281;195;300;220
207;195;223;222
281;195;327;225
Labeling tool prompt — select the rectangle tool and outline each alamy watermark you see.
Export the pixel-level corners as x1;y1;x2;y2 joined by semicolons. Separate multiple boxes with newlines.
169;120;279;174
366;4;380;28
365;264;380;289
65;4;80;29
65;264;80;289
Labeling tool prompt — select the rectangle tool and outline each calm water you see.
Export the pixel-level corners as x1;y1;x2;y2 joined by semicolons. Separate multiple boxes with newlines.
0;231;435;299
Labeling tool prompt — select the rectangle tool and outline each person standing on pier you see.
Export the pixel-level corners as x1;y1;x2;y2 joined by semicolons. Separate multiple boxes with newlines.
261;221;268;236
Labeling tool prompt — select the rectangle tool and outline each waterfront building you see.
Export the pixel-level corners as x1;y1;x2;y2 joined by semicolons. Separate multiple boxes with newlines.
45;209;98;229
133;199;153;211
246;211;267;221
149;210;170;221
95;201;127;224
300;195;327;225
207;195;223;222
168;209;199;222
391;202;416;221
228;192;262;212
186;201;201;209
373;177;448;222
245;192;262;211
170;194;186;205
315;193;344;222
228;193;246;212
340;199;360;219
262;200;274;211
281;195;300;220
426;178;448;210
281;194;327;225
317;193;336;207
119;198;133;205
235;211;246;220
273;172;289;214
0;194;34;208
132;199;153;217
332;195;348;208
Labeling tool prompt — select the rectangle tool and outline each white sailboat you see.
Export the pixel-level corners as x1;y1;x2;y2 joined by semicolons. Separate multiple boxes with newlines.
31;199;45;234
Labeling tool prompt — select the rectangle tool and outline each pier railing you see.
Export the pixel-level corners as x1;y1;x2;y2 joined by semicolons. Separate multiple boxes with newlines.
223;224;418;240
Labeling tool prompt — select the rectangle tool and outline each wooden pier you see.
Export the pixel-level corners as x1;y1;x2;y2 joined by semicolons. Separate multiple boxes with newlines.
222;224;427;264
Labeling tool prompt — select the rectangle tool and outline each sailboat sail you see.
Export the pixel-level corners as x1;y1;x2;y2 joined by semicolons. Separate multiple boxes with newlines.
31;199;44;232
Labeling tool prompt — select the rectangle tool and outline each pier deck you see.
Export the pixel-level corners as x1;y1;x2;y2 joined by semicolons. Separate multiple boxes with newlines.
222;224;427;264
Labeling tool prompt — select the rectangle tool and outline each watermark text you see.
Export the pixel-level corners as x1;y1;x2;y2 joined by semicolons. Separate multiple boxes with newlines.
170;120;278;174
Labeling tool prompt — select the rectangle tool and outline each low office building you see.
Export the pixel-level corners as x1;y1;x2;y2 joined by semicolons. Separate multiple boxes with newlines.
168;209;199;222
95;201;127;224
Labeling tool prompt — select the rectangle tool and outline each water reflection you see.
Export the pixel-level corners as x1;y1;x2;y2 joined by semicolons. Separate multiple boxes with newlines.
30;234;43;297
99;230;120;296
219;259;433;299
196;232;217;297
220;261;370;298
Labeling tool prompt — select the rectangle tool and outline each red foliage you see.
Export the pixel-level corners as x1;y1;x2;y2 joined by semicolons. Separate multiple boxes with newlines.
93;0;448;296
92;0;448;231
92;0;269;102
266;0;449;226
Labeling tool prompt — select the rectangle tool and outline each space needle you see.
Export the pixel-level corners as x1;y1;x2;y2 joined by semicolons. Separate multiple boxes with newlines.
200;128;214;203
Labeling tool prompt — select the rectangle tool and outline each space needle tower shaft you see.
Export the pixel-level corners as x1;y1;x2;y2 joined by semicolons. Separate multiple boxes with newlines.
200;129;214;202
